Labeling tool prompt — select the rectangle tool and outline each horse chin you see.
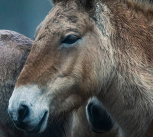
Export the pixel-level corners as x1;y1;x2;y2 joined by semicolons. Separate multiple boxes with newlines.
26;111;49;134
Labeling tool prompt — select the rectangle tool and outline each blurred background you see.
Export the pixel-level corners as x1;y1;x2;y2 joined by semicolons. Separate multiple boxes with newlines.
0;0;52;39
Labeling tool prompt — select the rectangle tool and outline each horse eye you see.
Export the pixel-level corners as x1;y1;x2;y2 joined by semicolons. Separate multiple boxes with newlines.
62;34;80;44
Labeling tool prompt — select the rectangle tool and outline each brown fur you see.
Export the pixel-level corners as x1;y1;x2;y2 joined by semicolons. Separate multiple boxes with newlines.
8;0;153;137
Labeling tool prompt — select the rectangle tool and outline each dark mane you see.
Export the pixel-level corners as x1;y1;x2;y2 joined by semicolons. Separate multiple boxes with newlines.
51;0;153;21
120;0;153;21
103;0;153;21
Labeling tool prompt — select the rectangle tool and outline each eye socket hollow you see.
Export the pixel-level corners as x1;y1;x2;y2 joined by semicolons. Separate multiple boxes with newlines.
62;34;80;44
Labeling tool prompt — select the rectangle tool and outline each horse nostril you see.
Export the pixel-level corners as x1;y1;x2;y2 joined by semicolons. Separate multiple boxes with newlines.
18;105;29;122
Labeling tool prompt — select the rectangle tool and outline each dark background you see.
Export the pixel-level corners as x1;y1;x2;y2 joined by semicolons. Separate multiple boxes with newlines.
0;0;52;39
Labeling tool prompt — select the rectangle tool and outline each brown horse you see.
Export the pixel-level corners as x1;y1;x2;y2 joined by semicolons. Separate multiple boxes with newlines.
0;30;120;137
8;0;153;136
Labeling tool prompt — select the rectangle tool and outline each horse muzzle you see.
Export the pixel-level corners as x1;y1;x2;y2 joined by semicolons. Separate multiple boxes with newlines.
8;85;49;134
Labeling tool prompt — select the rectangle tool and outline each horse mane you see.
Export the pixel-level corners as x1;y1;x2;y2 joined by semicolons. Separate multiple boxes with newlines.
51;0;153;8
123;0;153;7
120;0;153;20
50;0;153;21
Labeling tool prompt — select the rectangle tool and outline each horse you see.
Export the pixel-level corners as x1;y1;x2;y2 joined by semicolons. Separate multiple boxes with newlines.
8;0;153;136
0;30;121;137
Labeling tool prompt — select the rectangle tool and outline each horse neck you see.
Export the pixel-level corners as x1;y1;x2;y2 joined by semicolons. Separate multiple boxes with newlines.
96;0;153;97
96;1;153;137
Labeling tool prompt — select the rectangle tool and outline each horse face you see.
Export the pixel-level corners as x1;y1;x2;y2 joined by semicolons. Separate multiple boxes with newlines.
8;0;113;133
